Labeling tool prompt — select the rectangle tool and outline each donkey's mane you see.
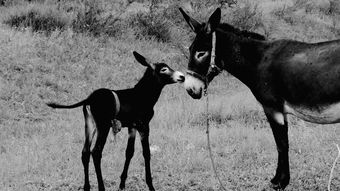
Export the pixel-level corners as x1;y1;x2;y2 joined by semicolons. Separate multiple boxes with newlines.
218;23;266;41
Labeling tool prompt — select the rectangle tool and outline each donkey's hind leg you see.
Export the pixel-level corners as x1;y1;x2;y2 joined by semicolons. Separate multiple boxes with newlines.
82;105;96;191
91;121;110;191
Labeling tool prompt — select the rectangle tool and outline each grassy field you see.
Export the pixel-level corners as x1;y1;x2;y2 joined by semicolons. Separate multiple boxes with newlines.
0;0;340;190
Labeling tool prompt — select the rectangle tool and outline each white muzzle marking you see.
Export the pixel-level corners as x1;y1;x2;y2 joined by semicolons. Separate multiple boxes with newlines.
184;75;205;99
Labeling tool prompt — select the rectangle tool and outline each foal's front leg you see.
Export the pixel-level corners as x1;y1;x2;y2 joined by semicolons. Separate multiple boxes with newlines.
119;128;137;190
139;127;155;191
264;107;290;190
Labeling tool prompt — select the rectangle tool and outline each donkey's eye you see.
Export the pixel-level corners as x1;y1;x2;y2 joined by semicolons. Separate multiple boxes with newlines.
197;52;206;58
160;67;168;73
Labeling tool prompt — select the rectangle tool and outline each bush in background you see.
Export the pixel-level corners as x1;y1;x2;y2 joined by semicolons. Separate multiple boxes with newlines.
227;1;263;31
128;12;171;42
71;0;127;37
3;3;69;33
2;0;128;37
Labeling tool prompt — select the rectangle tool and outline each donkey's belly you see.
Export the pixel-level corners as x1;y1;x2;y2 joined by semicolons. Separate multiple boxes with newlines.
284;102;340;124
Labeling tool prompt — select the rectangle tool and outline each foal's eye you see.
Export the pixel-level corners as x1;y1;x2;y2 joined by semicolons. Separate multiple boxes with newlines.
160;67;168;73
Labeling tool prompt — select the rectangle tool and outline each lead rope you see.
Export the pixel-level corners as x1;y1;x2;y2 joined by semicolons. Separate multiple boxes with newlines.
205;32;228;191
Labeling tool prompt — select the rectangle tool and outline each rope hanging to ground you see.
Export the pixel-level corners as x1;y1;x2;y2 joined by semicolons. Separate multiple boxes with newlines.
205;94;228;191
328;143;340;191
205;32;228;191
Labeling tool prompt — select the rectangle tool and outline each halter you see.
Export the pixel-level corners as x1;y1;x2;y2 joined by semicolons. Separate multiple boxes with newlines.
186;32;222;91
207;31;222;82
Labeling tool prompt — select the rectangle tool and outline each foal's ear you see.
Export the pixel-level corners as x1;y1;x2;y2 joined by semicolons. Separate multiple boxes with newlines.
206;8;221;34
133;51;152;68
179;7;202;33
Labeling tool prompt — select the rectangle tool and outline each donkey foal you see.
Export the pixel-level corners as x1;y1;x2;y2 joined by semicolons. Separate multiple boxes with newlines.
47;51;185;191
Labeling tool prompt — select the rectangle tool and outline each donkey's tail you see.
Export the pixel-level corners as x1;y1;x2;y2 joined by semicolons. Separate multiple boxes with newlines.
47;99;87;109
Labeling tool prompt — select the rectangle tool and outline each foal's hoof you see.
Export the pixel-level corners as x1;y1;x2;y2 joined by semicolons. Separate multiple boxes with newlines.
119;183;125;190
147;184;155;191
261;182;285;191
83;184;90;191
270;183;285;191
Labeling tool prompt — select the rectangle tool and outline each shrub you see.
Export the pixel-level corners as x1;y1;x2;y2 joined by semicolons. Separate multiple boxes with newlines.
290;0;340;15
329;0;340;15
71;1;126;37
227;1;263;31
71;1;103;36
128;12;171;42
126;0;172;42
3;3;70;33
3;0;127;37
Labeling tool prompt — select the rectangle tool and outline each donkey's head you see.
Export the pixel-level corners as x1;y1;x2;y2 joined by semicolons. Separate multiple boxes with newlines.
180;8;265;99
133;51;185;86
179;8;222;99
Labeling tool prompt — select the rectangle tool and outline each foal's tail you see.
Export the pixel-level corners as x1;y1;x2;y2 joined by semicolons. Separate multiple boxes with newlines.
47;99;87;109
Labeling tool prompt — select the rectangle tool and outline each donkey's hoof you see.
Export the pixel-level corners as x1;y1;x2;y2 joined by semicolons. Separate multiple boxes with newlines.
119;183;125;190
271;177;289;190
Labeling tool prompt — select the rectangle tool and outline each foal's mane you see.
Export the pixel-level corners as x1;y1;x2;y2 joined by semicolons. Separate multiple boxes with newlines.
217;23;266;41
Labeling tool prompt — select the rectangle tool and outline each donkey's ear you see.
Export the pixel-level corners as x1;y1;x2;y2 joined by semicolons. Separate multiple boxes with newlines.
133;51;151;68
179;8;202;33
206;8;221;34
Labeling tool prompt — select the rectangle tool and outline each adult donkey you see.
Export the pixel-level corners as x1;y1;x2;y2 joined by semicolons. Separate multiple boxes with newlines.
180;7;340;190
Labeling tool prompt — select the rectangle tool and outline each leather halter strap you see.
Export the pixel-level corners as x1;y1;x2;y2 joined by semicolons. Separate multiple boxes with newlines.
186;32;222;86
207;31;222;80
210;31;217;70
186;70;207;83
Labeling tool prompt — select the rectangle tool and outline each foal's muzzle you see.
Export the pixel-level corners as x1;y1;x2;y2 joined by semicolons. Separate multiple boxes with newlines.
173;71;185;83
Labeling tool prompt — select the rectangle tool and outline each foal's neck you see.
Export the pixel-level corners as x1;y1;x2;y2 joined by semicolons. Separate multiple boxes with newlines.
217;31;266;85
133;69;164;108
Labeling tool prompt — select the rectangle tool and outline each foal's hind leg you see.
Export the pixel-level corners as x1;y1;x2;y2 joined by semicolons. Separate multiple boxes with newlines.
82;106;96;191
91;121;110;191
119;128;137;190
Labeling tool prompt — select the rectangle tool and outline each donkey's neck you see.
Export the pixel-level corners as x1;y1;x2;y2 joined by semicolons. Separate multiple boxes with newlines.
217;31;266;86
133;69;164;108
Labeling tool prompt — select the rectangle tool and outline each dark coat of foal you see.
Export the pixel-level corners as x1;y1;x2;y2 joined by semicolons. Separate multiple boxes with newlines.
47;51;184;191
180;8;340;190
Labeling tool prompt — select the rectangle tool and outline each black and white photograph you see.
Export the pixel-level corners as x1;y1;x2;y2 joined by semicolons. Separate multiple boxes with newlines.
0;0;340;190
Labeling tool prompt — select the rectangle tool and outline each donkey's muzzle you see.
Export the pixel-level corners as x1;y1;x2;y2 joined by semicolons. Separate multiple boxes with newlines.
184;74;205;99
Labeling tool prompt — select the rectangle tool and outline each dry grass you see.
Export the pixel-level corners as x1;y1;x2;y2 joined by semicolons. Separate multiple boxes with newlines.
0;0;340;191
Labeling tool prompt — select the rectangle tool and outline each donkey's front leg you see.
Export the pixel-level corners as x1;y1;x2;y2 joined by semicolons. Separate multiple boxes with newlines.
264;107;290;190
139;127;155;191
119;128;137;190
